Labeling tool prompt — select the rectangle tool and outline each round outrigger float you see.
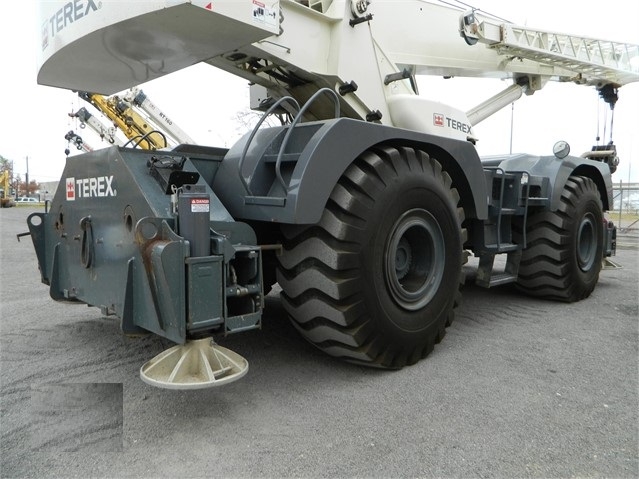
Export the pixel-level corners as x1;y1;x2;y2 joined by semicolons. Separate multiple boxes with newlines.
140;338;249;389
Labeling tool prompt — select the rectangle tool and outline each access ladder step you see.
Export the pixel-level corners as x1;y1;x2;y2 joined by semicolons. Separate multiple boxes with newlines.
481;243;520;254
475;251;522;289
476;272;518;288
262;153;301;163
244;196;286;206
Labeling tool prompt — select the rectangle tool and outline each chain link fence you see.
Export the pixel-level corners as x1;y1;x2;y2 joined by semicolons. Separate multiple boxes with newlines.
611;182;639;233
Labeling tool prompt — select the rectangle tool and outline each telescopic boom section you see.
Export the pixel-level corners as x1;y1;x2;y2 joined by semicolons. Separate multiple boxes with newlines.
123;88;195;145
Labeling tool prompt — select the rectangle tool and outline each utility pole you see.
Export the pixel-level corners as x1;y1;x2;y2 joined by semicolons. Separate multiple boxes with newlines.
25;156;29;197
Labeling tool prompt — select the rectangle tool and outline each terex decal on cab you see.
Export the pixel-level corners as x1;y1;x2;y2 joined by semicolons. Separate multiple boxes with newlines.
66;176;117;201
42;0;100;51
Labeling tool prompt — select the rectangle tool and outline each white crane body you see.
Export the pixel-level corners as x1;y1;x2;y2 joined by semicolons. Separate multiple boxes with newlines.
27;0;638;388
37;1;638;137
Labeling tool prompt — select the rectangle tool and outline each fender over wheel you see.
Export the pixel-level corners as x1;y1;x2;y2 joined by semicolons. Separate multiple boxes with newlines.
516;176;604;302
277;146;465;368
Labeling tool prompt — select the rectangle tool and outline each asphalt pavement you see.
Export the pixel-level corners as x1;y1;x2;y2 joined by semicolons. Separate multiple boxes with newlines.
1;206;637;478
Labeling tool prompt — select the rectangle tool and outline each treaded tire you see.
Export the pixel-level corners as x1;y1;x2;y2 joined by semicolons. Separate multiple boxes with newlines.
516;176;604;302
276;146;464;368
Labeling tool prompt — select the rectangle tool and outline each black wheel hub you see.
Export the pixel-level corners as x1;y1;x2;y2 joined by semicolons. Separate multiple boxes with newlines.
384;208;445;311
395;237;412;280
577;212;597;271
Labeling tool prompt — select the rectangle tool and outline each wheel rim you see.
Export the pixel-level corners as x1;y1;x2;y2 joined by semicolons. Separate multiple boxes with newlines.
384;208;445;311
577;213;597;271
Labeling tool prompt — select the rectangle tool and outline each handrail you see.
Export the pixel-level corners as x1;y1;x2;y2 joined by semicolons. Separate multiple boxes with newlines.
273;88;340;192
495;168;506;249
238;96;301;195
521;179;530;249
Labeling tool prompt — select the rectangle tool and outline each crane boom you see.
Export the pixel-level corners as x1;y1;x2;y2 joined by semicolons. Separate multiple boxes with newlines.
459;10;639;87
78;92;169;150
68;89;194;151
123;88;195;145
37;0;639;140
69;107;122;146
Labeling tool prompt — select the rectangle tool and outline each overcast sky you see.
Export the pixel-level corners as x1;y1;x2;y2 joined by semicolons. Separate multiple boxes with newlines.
1;0;637;184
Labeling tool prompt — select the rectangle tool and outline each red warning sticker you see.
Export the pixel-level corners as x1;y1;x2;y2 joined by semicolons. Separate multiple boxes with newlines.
191;198;210;213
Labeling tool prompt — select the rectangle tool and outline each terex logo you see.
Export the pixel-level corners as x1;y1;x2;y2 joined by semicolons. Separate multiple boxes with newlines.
42;0;100;51
66;176;117;201
66;178;76;201
446;117;472;134
433;113;472;134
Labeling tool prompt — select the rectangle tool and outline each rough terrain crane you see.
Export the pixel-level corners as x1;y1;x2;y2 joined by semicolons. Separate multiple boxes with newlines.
65;87;193;153
28;0;638;389
76;92;174;150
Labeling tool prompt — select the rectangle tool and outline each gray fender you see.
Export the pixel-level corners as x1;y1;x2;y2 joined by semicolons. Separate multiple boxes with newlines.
214;118;490;224
489;153;613;211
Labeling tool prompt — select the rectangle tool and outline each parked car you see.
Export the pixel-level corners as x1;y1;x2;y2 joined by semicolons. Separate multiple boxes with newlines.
15;197;39;203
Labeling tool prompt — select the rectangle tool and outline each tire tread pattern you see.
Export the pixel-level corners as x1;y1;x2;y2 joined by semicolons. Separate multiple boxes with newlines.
277;146;465;368
515;176;603;302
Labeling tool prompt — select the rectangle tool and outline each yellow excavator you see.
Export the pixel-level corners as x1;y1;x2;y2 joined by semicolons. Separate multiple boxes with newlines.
0;170;15;208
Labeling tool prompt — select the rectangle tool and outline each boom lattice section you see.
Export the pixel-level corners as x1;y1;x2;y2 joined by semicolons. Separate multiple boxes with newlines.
467;14;639;86
498;25;639;85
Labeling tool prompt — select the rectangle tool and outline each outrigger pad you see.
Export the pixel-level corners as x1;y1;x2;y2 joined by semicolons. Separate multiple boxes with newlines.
140;338;248;390
602;258;623;270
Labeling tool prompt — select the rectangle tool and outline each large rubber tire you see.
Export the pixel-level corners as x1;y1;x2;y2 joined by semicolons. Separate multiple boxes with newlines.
277;146;464;368
516;176;604;302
